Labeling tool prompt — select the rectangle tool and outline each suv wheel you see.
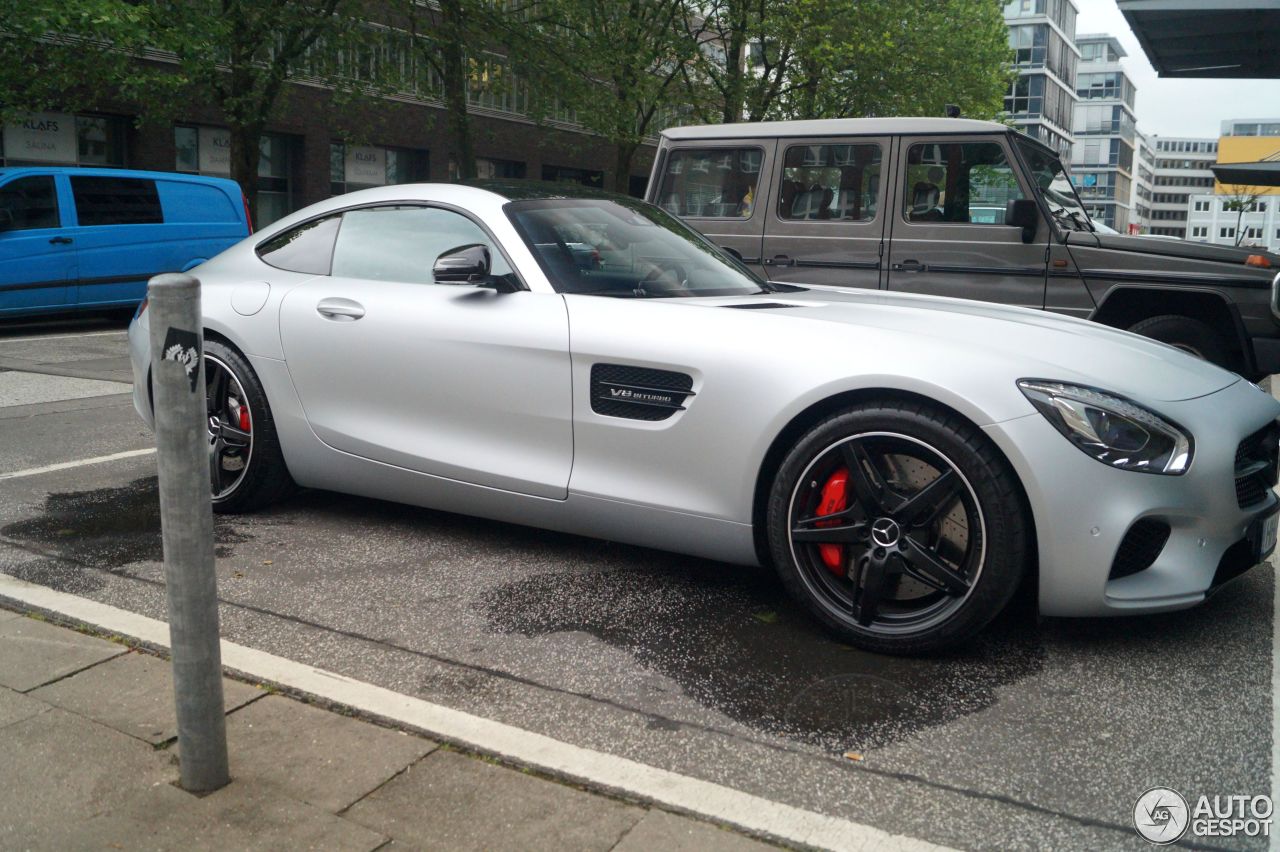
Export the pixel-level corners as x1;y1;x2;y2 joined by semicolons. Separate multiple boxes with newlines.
1128;314;1232;369
765;400;1030;655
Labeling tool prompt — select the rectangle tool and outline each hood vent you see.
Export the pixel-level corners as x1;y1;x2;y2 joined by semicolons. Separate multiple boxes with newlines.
591;364;694;421
721;302;804;310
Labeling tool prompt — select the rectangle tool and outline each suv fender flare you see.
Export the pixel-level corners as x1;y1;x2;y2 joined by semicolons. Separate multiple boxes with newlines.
1089;284;1251;371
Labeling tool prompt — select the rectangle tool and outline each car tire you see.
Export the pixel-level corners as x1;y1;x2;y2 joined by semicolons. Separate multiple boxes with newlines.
204;339;295;514
1128;314;1233;370
765;400;1029;655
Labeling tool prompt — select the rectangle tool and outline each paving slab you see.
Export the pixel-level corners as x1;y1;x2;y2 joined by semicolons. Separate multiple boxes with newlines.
0;617;126;691
614;809;778;852
57;779;389;852
223;694;436;813
0;707;174;848
344;748;645;852
0;684;47;729
31;651;263;744
0;371;131;407
0;609;20;623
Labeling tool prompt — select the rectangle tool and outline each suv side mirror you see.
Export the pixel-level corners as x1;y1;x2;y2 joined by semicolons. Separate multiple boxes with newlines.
1004;199;1039;244
433;243;491;284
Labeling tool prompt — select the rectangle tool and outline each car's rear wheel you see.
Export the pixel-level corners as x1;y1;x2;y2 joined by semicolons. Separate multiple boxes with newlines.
204;340;294;513
766;400;1029;655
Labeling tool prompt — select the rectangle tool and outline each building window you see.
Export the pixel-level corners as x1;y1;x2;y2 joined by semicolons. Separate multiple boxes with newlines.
175;125;297;226
1244;226;1263;240
1220;227;1236;238
542;164;605;189
1;111;127;168
1191;226;1208;238
475;157;525;179
1193;200;1209;212
329;142;428;195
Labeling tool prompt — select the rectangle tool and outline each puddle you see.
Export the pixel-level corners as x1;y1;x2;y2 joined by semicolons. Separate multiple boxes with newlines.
483;560;1044;752
2;477;252;569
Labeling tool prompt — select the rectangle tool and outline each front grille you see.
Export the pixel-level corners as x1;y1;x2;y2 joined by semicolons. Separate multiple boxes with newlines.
1235;421;1280;509
1109;519;1171;580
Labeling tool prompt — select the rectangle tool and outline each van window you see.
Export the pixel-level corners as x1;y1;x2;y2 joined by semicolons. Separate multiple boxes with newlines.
0;176;59;231
903;142;1025;224
330;206;513;286
71;176;163;226
257;214;342;275
778;144;882;221
656;148;762;219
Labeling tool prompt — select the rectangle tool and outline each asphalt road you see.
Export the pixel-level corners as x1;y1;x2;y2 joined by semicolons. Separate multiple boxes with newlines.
0;317;1274;851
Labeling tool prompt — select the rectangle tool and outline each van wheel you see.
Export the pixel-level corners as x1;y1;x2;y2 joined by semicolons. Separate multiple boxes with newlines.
1128;314;1232;370
204;340;295;513
765;400;1029;655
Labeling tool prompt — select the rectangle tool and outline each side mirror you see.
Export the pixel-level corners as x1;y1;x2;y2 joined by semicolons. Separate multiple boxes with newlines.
433;243;490;284
1004;199;1039;244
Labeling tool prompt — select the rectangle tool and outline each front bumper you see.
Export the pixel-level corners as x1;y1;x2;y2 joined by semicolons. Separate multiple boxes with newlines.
127;310;155;431
985;378;1280;617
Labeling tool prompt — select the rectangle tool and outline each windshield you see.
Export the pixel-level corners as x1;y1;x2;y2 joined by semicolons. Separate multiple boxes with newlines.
504;198;769;298
1015;139;1094;233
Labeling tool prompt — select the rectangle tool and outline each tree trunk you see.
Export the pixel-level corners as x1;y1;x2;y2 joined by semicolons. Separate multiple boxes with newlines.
228;123;263;223
440;0;475;180
1235;205;1245;246
614;143;636;195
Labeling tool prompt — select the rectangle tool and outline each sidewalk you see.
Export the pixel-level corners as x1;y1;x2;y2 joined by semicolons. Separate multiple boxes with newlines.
0;608;779;851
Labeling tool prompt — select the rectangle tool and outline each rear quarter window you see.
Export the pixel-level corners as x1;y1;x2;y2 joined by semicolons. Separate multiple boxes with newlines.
256;214;342;275
71;176;163;226
155;180;241;225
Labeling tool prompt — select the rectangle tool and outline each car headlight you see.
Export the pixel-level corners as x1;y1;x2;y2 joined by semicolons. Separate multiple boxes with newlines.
1018;380;1193;475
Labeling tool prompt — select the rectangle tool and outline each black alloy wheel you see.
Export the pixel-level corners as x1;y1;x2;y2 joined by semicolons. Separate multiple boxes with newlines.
767;401;1029;655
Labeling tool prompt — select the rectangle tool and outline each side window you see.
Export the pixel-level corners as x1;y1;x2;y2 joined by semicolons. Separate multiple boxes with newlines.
0;176;59;231
71;176;163;226
257;214;342;275
903;142;1025;224
777;144;882;221
656;147;762;218
330;206;514;286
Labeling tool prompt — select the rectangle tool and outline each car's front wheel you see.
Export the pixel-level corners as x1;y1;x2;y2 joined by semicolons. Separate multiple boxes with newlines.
766;400;1029;655
204;339;294;513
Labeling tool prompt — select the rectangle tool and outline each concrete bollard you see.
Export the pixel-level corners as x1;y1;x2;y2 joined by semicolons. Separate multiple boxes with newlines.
146;273;230;793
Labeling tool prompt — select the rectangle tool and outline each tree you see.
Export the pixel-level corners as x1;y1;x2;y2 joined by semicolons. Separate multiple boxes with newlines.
1221;184;1266;247
534;0;703;192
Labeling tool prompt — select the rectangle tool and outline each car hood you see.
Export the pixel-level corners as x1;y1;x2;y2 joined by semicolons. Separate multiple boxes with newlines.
1068;231;1280;268
706;286;1240;403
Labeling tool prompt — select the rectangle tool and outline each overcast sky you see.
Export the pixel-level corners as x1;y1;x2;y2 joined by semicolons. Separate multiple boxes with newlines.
1073;0;1280;139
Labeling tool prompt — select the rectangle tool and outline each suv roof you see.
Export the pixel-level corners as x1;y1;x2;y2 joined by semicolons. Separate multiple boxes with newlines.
661;117;1012;141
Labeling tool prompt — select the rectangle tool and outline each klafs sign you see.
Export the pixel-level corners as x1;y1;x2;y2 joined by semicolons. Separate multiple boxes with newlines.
344;145;386;186
3;113;76;163
198;127;232;175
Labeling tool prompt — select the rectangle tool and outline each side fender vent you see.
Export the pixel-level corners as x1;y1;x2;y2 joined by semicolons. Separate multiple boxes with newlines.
591;364;694;421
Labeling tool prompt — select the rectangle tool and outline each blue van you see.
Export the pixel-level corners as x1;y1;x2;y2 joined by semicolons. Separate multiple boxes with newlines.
0;167;250;317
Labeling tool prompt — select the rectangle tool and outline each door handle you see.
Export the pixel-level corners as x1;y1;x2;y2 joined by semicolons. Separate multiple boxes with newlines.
48;236;73;245
764;255;795;267
892;259;925;272
316;298;365;321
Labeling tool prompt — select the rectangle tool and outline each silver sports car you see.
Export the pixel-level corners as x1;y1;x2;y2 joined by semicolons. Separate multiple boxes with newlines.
129;182;1280;654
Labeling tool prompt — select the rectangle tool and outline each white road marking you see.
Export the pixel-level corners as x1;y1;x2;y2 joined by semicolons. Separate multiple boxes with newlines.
0;330;128;344
0;573;950;852
0;448;155;481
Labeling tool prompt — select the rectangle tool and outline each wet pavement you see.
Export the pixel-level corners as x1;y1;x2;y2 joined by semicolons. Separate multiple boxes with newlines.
0;319;1273;850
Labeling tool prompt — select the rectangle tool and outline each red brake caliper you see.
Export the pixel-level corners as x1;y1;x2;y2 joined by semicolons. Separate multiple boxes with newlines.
815;468;850;576
237;402;251;433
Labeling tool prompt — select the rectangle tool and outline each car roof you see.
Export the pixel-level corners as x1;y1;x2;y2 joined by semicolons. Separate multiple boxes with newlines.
660;117;1012;140
464;179;631;202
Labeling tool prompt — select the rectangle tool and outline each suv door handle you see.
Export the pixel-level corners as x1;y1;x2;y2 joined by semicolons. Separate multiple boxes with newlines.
316;297;365;321
48;236;73;245
764;255;795;267
892;259;925;272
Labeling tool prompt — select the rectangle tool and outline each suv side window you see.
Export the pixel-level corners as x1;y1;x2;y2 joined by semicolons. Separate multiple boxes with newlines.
0;176;59;231
777;144;882;221
903;142;1025;224
656;148;762;219
257;214;343;275
71;176;163;226
330;206;515;287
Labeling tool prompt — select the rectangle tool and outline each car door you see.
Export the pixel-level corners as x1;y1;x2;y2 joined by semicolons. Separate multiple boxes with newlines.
70;174;169;308
277;204;573;499
650;141;776;276
885;135;1048;310
760;136;890;288
0;173;76;314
